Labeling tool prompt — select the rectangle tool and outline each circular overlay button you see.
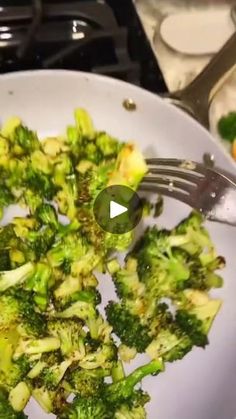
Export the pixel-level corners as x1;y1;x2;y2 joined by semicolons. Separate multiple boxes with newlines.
93;185;143;234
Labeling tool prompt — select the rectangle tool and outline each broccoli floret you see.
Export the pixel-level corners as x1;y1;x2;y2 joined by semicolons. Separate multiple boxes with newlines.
145;326;193;362
27;226;55;259
53;153;74;187
0;290;46;337
184;255;224;291
32;386;66;414
218;111;236;142
176;292;222;347
0;262;35;292
47;233;87;268
74;108;95;141
55;300;97;338
0;387;28;418
25;169;57;201
104;359;164;405
25;262;52;310
115;403;147;419
55;176;78;220
96;132;122;157
67;368;106;398
106;302;152;353
14;337;60;360
12;125;40;154
79;343;117;370
112;261;145;299
58;396;110;419
40;360;72;390
35;204;58;229
0;329;31;392
47;319;83;357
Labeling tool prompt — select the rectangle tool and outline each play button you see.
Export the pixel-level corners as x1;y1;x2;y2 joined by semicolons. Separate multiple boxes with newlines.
110;201;127;219
93;185;143;234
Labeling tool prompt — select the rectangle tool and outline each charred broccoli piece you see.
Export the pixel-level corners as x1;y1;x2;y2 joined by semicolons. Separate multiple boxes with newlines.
176;291;222;347
106;302;151;353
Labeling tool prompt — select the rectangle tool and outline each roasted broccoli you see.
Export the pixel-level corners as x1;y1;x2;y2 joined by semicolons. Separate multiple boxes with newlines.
0;262;35;292
0;109;225;419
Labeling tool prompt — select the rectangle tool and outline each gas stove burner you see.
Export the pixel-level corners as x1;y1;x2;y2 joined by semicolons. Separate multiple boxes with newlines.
0;0;167;93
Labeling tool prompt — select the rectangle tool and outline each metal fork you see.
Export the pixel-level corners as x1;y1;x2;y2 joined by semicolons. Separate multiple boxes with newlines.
140;158;236;226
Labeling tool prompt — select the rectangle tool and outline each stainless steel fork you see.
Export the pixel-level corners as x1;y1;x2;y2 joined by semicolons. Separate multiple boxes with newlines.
141;158;236;226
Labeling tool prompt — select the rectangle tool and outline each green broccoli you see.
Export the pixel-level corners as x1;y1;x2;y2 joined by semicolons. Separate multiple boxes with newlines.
32;386;67;414
176;291;222;347
39;360;72;390
27;226;55;259
25;262;52;310
35;204;59;229
104;359;164;404
53;154;74;187
55;176;78;220
79;343;117;370
47;233;87;268
0;262;35;292
58;396;110;419
13;337;60;360
12;125;40;154
0;185;14;219
96;132;122;158
0;290;46;337
47;319;84;357
66;368;106;398
74;108;95;141
106;302;152;353
218;111;236;142
0;329;31;392
0;387;28;418
55;299;97;339
145;326;193;362
25;168;57;201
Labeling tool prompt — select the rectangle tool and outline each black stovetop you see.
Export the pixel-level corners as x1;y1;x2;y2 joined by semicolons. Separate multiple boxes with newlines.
0;0;167;93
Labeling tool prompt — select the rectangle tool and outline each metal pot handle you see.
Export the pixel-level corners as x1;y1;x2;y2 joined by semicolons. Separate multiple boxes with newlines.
170;31;236;128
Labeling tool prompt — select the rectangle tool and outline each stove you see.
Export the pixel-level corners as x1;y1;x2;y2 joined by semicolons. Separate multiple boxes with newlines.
0;0;167;93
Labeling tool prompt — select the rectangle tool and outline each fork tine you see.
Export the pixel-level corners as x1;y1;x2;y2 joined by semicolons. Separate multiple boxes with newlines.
146;158;207;177
139;183;193;207
146;167;201;185
142;176;196;194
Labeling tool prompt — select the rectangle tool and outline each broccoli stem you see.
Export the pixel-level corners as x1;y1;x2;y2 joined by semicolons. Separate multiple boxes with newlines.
0;262;35;292
105;359;164;403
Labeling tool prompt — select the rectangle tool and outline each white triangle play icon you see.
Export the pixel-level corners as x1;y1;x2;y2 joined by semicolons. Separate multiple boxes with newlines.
110;201;128;219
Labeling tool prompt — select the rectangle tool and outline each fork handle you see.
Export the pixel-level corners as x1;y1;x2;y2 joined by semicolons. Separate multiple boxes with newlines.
172;31;236;128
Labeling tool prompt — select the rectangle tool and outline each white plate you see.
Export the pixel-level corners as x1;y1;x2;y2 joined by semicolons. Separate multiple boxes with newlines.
160;10;234;56
1;70;236;419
